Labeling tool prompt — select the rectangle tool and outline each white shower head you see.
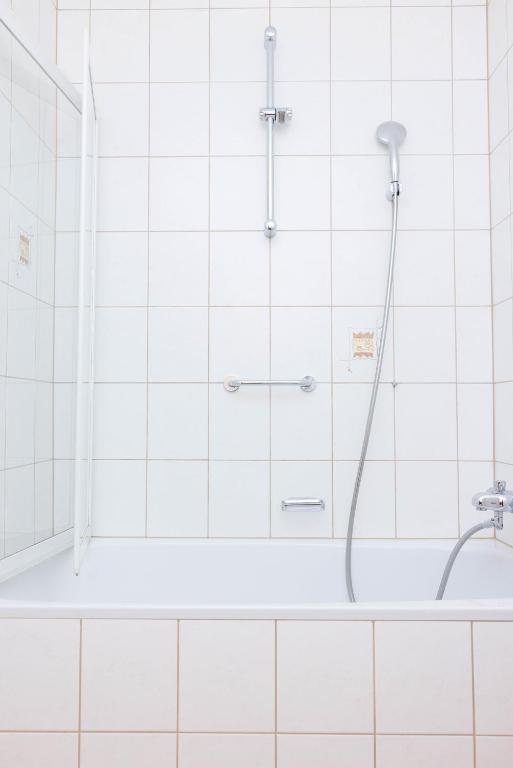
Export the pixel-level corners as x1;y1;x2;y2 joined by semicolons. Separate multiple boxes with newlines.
376;121;407;184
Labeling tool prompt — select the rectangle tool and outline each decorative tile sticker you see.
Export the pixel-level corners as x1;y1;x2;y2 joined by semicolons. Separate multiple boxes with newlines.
350;328;378;360
18;230;30;267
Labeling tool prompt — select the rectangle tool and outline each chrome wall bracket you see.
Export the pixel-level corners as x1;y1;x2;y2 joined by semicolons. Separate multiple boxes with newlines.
224;375;316;393
261;26;292;238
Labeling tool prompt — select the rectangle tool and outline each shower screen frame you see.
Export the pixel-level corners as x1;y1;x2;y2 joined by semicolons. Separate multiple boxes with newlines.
73;30;98;576
0;4;97;582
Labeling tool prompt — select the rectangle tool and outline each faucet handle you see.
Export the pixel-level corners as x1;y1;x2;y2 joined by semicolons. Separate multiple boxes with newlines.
472;481;513;514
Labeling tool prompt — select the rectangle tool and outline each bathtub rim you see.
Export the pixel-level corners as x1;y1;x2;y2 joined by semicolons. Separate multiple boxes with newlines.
1;537;513;620
1;598;513;621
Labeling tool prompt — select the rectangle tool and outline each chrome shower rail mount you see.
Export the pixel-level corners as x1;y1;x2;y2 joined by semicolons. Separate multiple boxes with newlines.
260;26;292;238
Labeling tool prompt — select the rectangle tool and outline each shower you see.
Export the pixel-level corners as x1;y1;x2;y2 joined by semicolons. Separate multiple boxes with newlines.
345;121;407;604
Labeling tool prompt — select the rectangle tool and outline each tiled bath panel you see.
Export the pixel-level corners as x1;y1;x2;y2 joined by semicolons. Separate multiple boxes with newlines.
0;618;512;767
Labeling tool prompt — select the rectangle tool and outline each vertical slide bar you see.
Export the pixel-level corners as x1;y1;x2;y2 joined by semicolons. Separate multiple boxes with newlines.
263;26;276;238
260;26;291;238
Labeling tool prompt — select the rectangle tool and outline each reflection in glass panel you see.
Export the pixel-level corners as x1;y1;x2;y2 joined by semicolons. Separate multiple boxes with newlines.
0;31;81;559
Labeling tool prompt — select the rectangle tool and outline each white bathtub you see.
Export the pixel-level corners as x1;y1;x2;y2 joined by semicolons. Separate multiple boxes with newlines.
0;538;513;619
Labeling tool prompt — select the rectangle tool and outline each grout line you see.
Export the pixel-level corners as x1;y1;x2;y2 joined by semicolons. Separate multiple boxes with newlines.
144;3;151;540
486;0;499;545
470;621;477;768
206;0;212;539
274;619;278;768
449;1;462;537
176;619;180;768
77;618;83;767
372;620;377;768
329;0;335;539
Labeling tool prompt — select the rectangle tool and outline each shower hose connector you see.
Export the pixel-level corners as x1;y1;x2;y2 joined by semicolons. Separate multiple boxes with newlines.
436;481;513;600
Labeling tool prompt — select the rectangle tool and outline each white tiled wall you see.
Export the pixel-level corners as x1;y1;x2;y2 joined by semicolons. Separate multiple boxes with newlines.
488;0;513;547
0;617;512;767
57;0;493;539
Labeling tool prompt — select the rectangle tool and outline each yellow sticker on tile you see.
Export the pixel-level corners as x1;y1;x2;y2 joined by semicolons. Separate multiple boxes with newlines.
18;232;30;266
351;328;377;360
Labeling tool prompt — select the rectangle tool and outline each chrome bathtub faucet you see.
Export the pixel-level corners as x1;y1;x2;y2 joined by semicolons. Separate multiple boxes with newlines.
472;480;513;530
436;481;513;600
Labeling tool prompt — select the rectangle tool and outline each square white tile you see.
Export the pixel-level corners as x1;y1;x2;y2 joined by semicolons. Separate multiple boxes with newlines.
147;460;208;536
96;233;148;307
452;6;487;79
92;460;146;536
150;158;209;231
271;231;331;307
81;734;176;768
209;460;270;537
97;158;148;232
476;737;513;768
148;383;208;459
150;83;209;156
210;307;270;382
271;308;331;381
81;619;177;730
271;384;332;460
148;307;208;382
394;231;454;306
95;308;147;383
149;232;209;307
395;461;458;537
376;736;473;768
278;735;373;768
331;8;390;80
392;8;451;80
395;384;457;460
0;619;80;730
211;82;265;157
91;10;149;82
211;157;265;231
394;307;456;383
0;734;79;768
456;307;493;383
179;620;275;731
210;384;270;460
95;84;149;157
474;622;513;734
457;384;493;461
179;734;274;768
150;10;209;81
375;621;473;733
210;232;269;306
93;384;147;459
277;621;374;733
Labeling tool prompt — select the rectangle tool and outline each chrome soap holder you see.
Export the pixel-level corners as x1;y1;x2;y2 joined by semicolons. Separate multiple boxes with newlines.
223;375;316;393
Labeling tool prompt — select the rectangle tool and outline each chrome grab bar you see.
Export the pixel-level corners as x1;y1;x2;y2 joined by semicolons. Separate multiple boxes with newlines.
223;375;316;393
260;26;292;238
282;498;325;512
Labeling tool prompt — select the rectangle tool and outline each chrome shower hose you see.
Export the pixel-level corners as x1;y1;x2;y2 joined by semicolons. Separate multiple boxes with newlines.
345;192;399;603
